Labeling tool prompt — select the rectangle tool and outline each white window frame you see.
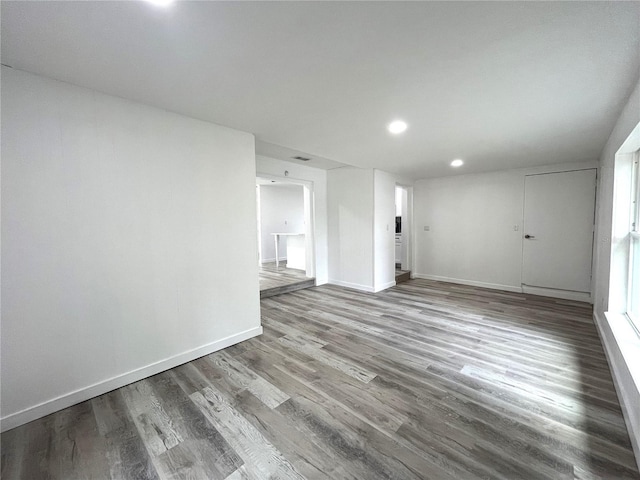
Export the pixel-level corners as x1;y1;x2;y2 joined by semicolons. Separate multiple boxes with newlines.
628;151;640;331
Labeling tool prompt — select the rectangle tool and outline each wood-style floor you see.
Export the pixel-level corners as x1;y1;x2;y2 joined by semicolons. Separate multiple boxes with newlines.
259;262;315;298
2;279;638;479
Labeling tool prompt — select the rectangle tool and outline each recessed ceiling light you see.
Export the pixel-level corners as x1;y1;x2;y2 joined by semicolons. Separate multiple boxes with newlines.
388;120;408;134
451;159;464;167
144;0;174;7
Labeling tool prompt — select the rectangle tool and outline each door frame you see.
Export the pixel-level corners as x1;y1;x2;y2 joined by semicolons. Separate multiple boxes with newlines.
520;168;597;302
255;174;317;279
395;183;414;274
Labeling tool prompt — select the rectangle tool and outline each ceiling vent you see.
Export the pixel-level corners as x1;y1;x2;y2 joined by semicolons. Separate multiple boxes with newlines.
292;156;311;161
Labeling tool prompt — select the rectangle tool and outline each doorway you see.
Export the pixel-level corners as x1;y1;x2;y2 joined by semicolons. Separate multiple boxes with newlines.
256;176;316;298
522;169;597;300
395;185;412;282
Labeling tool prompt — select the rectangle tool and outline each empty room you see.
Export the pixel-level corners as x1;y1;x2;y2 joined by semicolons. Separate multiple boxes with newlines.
2;1;640;479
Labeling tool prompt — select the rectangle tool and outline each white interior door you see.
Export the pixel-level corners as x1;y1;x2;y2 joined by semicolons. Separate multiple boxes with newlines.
522;169;596;293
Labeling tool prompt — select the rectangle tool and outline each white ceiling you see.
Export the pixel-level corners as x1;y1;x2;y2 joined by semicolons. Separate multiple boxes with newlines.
2;1;639;179
255;140;347;171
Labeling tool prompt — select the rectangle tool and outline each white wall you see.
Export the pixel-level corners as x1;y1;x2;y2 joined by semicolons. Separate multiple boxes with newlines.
256;155;329;284
374;170;396;291
592;76;640;470
594;77;640;313
413;161;597;292
328;167;375;290
1;68;262;431
327;167;401;292
258;184;304;262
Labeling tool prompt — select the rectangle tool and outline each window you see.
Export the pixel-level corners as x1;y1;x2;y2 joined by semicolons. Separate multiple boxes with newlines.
628;151;640;330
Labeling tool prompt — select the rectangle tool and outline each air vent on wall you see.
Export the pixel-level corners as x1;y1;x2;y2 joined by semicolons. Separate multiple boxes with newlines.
292;156;311;161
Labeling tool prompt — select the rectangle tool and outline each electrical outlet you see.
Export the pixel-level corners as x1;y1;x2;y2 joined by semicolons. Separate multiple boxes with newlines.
513;225;519;231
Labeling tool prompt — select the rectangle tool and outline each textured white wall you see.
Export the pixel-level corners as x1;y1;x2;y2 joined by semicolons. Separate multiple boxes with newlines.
258;184;305;262
328;168;375;290
374;170;397;291
1;68;261;430
413;161;597;292
414;171;523;290
327;167;405;292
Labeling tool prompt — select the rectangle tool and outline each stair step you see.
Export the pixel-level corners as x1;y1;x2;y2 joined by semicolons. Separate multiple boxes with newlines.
260;278;316;299
395;271;411;284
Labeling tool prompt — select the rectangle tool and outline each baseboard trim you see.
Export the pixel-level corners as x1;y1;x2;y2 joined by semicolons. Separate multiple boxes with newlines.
522;285;592;303
594;311;640;472
328;279;375;293
0;326;263;432
412;273;521;293
373;280;396;293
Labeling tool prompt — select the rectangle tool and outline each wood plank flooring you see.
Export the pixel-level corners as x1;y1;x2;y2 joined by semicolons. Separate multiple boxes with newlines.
259;262;315;298
2;279;638;479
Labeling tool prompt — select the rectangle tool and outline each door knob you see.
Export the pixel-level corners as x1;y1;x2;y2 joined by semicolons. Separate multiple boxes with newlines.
524;234;535;239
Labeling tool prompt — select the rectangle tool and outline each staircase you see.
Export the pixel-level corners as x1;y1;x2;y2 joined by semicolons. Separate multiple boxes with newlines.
395;269;411;284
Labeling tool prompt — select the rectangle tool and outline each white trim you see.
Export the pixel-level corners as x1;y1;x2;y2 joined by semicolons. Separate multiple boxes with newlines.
595;311;640;473
373;280;396;293
328;279;376;293
629;233;640;325
521;285;592;303
412;273;521;293
0;326;263;432
255;171;317;280
524;167;598;178
395;184;413;273
412;273;593;302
